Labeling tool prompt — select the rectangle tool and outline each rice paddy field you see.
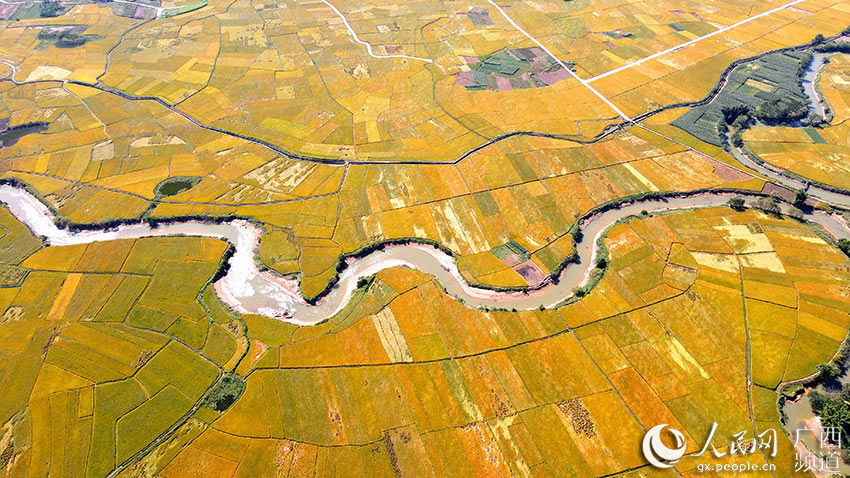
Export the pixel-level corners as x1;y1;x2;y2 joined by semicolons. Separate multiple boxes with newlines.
744;54;850;189
133;207;850;477
0;194;847;476
0;0;849;475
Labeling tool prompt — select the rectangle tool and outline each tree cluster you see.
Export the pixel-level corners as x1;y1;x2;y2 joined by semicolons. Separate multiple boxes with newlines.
39;1;62;17
727;197;746;211
753;197;780;215
754;98;808;123
203;373;246;412
793;189;809;210
809;382;850;449
838;238;850;257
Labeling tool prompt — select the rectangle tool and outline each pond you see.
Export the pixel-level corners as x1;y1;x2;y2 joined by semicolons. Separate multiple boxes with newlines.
154;177;201;197
0;122;48;148
781;359;850;473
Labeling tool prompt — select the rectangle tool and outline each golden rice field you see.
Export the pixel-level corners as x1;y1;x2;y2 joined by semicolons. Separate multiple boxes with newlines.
0;169;846;476
0;199;843;477
0;76;763;297
2;0;847;162
0;0;849;475
0;206;246;477
109;206;847;477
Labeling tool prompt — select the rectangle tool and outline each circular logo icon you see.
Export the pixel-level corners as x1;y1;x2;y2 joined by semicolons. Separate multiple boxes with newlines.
642;424;686;468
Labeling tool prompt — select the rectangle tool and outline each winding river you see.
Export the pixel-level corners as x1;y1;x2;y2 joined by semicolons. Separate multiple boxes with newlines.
726;53;850;205
3;185;850;325
0;51;844;326
802;53;829;119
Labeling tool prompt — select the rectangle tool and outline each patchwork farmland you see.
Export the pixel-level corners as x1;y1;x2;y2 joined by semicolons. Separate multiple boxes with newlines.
0;0;849;476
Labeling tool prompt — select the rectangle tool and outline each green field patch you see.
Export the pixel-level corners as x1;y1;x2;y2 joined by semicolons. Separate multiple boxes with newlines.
161;0;207;17
492;240;531;261
88;379;147;478
673;50;810;145
737;84;761;96
202;286;235;324
136;341;218;400
201;323;237;366
36;26;102;49
93;275;149;323
154;176;201;198
803;126;826;143
165;317;207;349
243;313;297;346
116;385;193;463
138;260;218;319
472;191;499;216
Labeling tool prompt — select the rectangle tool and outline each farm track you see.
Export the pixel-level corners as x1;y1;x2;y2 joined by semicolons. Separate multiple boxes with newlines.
486;0;633;121
317;0;433;63
0;33;842;209
0;19;848;477
584;0;807;83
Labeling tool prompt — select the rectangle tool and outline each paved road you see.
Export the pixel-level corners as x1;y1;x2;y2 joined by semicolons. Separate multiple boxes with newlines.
585;0;806;83
318;0;433;63
487;0;634;121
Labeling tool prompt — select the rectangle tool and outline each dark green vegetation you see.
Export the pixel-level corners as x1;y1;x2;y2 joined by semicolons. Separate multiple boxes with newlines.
809;387;850;449
817;362;842;380
456;47;574;91
838;238;850;257
672;49;812;145
781;382;804;400
815;41;850;54
37;28;102;48
161;0;207;17
728;197;746;211
803;126;827;143
808;357;850;457
753;196;781;215
202;372;246;412
39;1;63;18
779;338;850;448
754;98;807;122
355;274;375;290
154;176;201;197
793;190;809;210
491;240;531;261
0;123;48;148
797;341;850;451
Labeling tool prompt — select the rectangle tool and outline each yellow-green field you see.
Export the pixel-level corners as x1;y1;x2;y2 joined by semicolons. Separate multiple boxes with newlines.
0;0;849;476
745;54;850;189
136;207;849;477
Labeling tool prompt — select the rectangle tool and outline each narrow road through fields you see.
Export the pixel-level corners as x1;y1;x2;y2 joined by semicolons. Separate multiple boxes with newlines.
486;0;634;121
318;0;433;63
585;0;807;83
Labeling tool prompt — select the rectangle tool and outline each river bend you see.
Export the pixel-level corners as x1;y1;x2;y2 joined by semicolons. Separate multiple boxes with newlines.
2;185;848;325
